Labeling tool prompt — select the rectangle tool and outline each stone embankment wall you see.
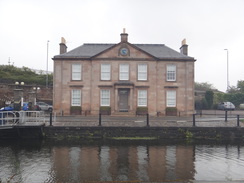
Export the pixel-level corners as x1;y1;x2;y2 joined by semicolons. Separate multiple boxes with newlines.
43;126;244;141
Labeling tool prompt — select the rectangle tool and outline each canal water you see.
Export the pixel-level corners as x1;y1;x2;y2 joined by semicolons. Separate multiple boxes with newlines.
0;140;244;183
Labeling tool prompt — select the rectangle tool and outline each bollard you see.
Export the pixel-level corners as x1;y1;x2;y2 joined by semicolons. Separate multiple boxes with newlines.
99;113;102;126
49;111;53;126
146;113;149;127
225;110;228;122
193;114;196;127
237;115;240;127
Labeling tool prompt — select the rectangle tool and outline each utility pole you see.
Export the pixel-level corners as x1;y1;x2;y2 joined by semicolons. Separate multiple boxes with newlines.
46;40;49;88
224;49;229;91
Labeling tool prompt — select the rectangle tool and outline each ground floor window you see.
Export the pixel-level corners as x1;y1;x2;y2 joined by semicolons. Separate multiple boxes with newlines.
100;89;110;106
71;89;81;106
166;90;176;107
138;90;147;106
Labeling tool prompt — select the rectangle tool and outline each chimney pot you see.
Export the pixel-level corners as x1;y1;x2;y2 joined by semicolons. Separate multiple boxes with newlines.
180;38;188;56
59;37;67;54
120;28;128;42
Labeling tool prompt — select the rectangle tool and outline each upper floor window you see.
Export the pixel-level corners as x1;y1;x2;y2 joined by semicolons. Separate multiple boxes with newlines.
72;64;82;80
166;90;176;107
138;90;147;107
138;64;147;81
119;64;129;80
100;89;110;106
71;89;81;106
101;64;111;80
166;65;176;81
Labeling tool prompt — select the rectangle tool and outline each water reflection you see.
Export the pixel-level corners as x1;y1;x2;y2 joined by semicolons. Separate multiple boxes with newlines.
50;144;195;182
0;140;244;183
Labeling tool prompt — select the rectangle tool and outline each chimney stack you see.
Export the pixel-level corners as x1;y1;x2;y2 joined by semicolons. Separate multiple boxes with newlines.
120;28;128;42
180;38;188;56
59;37;67;54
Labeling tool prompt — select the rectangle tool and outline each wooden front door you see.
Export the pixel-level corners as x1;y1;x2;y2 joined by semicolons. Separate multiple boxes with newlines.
118;89;129;112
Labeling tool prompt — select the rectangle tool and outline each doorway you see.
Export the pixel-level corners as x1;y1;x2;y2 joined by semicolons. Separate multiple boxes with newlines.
118;89;129;112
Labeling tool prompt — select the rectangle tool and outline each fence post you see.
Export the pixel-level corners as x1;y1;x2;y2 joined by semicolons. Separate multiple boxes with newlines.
146;113;149;127
225;111;228;122
237;115;240;127
193;114;196;127
49;111;53;126
99;113;102;126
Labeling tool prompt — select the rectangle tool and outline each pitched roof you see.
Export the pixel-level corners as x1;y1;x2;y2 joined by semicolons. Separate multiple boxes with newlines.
53;43;194;60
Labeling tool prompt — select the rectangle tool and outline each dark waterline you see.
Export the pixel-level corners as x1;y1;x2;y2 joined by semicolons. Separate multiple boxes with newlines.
0;139;244;183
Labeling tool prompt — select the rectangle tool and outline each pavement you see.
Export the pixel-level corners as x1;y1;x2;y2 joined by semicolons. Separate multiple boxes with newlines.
46;112;244;128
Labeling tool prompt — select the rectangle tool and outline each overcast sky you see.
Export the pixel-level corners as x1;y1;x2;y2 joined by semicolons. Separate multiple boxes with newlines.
0;0;243;92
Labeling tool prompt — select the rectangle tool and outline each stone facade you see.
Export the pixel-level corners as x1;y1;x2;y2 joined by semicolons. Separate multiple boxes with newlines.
53;32;196;116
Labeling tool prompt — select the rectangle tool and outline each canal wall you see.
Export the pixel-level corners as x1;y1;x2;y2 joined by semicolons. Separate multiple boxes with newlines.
0;125;44;139
1;125;244;140
43;126;244;141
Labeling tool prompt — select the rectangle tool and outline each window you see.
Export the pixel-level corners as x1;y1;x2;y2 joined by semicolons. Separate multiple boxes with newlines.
100;89;110;106
71;90;81;106
167;65;176;81
138;64;147;80
166;90;176;107
138;90;147;106
72;64;82;80
101;64;111;80
119;64;129;80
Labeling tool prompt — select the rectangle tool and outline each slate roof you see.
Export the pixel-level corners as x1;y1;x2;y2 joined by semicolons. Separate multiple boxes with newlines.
53;43;194;60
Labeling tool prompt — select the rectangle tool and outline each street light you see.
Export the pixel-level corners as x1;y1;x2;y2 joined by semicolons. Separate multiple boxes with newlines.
14;81;24;110
224;49;229;91
33;86;40;105
15;81;25;86
46;40;49;88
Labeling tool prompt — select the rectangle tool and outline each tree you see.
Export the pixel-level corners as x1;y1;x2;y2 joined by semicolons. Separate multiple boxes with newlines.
0;65;53;86
195;82;215;91
227;85;239;93
205;90;214;109
237;80;244;92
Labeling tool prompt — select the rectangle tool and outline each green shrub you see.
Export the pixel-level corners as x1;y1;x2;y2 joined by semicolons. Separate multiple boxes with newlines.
70;106;82;115
99;106;111;115
166;107;177;112
70;106;81;111
166;107;177;116
136;107;148;115
136;107;148;112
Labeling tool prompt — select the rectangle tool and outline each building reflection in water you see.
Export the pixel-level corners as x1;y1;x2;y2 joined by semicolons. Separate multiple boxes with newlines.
51;145;195;182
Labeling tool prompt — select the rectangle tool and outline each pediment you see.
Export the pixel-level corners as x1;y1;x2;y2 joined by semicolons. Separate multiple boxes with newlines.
92;42;157;60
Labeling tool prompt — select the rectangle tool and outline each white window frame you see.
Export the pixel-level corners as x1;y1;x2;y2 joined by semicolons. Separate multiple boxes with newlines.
166;90;176;107
166;65;176;81
101;64;111;80
72;64;82;80
100;89;110;106
138;64;147;81
71;89;81;106
138;90;147;107
119;64;129;80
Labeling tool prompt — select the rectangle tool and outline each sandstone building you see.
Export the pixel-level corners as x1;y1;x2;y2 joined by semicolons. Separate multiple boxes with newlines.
53;31;196;116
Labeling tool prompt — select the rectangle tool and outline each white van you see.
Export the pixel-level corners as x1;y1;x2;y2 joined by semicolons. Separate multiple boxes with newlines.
217;102;235;110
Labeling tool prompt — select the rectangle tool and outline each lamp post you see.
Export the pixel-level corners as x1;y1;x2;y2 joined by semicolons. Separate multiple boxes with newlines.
14;81;25;110
33;86;40;105
224;49;229;91
46;40;49;88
